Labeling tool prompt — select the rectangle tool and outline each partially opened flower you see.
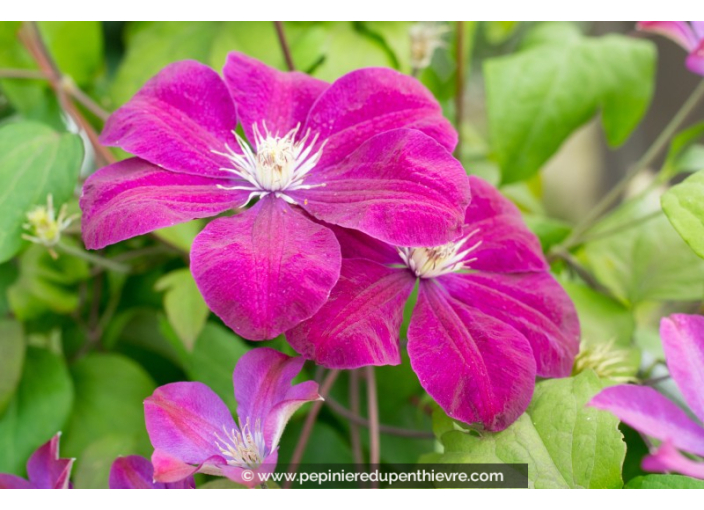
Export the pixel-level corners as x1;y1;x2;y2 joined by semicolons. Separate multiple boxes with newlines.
0;433;73;489
288;176;579;431
109;456;194;489
589;314;704;479
637;22;704;75
144;347;320;486
80;53;470;340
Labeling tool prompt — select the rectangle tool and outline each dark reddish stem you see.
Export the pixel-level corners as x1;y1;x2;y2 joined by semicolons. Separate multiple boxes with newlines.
366;366;380;488
274;21;296;71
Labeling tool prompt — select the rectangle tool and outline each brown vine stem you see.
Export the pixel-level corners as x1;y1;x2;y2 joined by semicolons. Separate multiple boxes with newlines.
0;68;46;79
366;366;380;488
283;369;340;489
349;370;365;467
454;21;465;159
325;394;435;439
18;22;115;166
274;21;295;71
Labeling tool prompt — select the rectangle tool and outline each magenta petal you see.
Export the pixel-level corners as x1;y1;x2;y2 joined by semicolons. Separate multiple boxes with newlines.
144;382;236;466
100;60;237;178
408;281;537;431
305;67;456;167
223;52;328;141
463;176;547;273
288;259;415;368
637;21;698;50
109;455;195;489
330;225;402;265
0;474;33;489
191;197;341;340
440;272;579;378
589;385;704;457
80;158;244;249
233;347;321;449
293;129;470;247
660;314;704;423
686;39;704;76
642;442;704;479
26;433;73;490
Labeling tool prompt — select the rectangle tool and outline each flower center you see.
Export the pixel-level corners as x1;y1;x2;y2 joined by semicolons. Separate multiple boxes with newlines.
213;418;267;469
398;229;482;279
213;123;326;205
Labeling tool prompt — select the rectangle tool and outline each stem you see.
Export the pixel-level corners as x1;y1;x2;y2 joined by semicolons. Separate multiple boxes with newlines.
575;210;660;245
0;68;46;80
56;241;130;273
366;366;380;488
454;21;465;159
66;81;110;122
274;21;295;71
349;370;365;467
284;369;340;489
563;79;704;249
18;22;115;167
551;248;615;298
325;394;435;439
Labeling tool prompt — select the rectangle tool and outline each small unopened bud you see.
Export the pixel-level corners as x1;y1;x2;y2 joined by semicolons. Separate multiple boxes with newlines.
572;340;636;383
22;194;75;258
410;21;450;72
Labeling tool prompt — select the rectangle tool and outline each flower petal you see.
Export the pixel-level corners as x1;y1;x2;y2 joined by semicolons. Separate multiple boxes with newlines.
408;280;536;431
292;129;470;247
152;449;225;484
81;158;245;249
234;348;321;450
26;433;73;489
305;67;456;167
191;196;341;340
100;60;237;178
440;272;579;378
223;52;328;141
462;176;547;273
221;450;279;488
660;314;704;423
637;21;698;50
109;455;195;489
686;39;704;76
589;385;704;457
642;441;704;479
330;225;404;265
144;382;237;466
288;259;415;368
0;474;32;489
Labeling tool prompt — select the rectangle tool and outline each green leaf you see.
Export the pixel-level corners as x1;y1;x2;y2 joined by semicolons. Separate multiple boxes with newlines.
37;22;103;86
625;474;704;489
186;323;250;413
485;22;655;183
8;241;90;321
72;435;137;489
581;200;704;305
0;121;83;263
0;347;73;475
431;371;626;488
155;269;209;351
0;320;25;416
62;353;156;459
660;122;704;181
662;169;704;259
484;21;520;45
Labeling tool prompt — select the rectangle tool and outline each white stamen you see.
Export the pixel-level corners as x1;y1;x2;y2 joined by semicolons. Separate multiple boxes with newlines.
213;418;267;469
398;229;482;279
212;123;327;206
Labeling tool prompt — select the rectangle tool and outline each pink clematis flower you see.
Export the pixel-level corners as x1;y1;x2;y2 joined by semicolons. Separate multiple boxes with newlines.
637;22;704;75
144;347;320;486
590;314;704;479
0;433;73;489
80;53;470;340
109;456;194;489
288;176;580;431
